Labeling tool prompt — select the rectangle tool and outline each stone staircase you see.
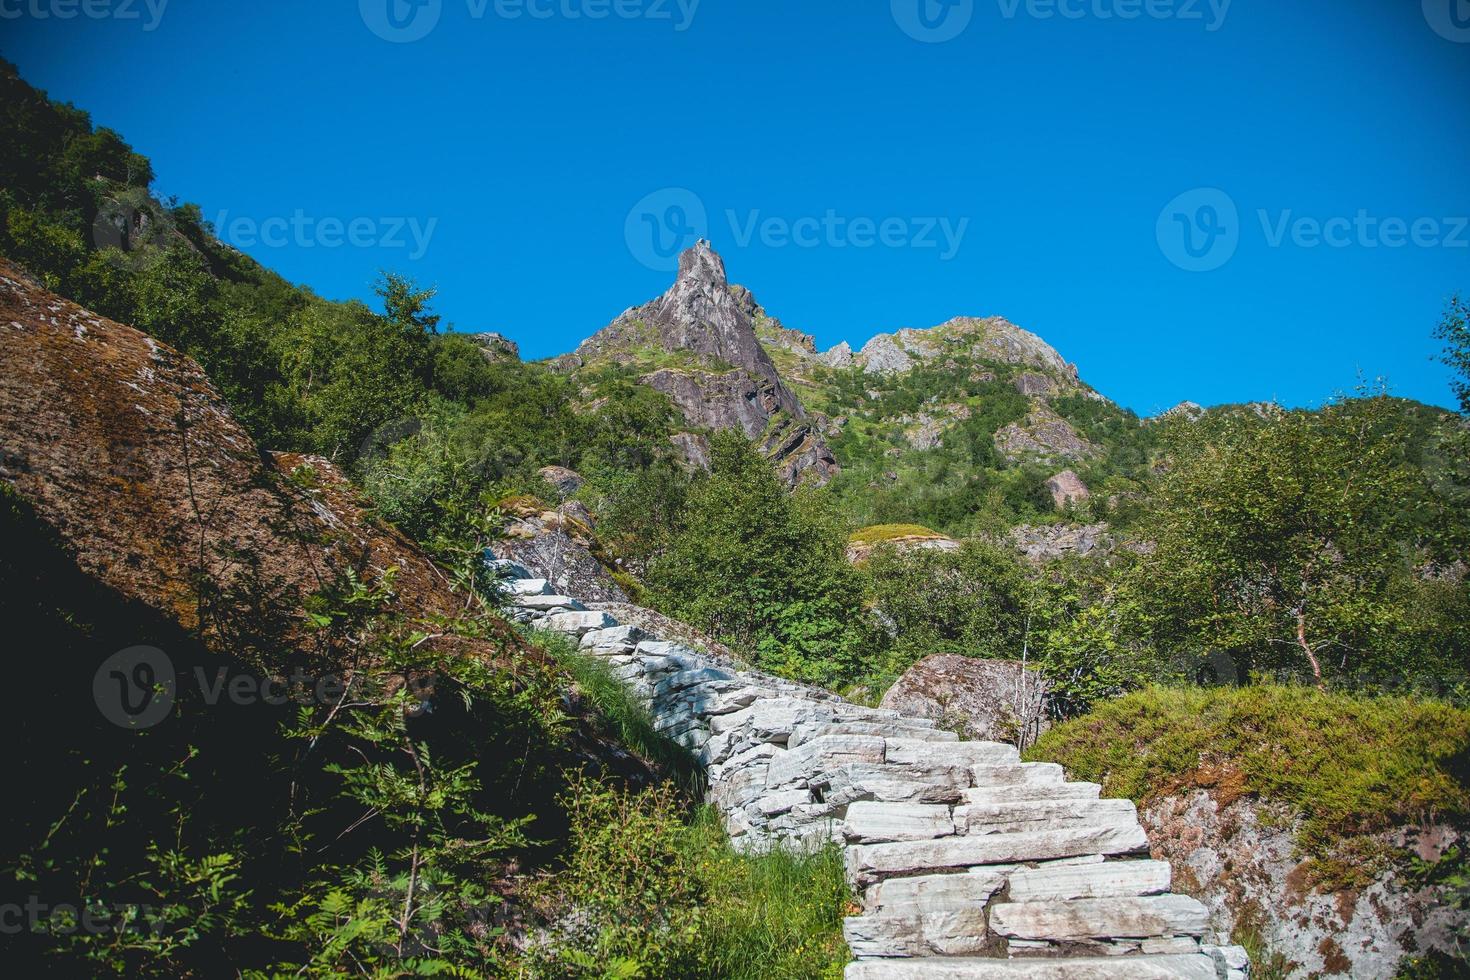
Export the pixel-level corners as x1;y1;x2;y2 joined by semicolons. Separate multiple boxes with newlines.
491;559;1249;980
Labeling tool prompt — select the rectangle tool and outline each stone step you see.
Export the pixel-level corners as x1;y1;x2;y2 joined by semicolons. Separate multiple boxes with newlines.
886;738;1021;767
789;719;956;749
843;801;957;843
988;895;1210;942
814;762;971;806
864;870;1007;911
970;763;1065;787
843;953;1219;979
843;899;992;958
579;624;646;652
766;735;888;789
961;782;1102;804
1005;860;1172;902
545;610;617;636
845;824;1150;887
953;798;1138;836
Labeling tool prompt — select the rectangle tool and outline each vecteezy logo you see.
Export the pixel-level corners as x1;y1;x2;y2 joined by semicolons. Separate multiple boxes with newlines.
360;0;442;42
625;188;707;272
93;646;176;729
892;0;974;42
1424;0;1470;42
1156;188;1239;272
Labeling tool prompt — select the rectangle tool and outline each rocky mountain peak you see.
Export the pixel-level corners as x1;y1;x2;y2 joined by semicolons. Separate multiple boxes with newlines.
677;238;727;285
573;242;838;488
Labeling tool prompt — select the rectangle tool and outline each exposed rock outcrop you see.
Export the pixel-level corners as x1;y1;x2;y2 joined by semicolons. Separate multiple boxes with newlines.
492;497;629;604
576;241;837;488
1011;523;1114;563
537;464;585;498
1045;470;1092;511
468;331;520;361
879;654;1051;747
846;526;962;564
852;317;1077;379
995;404;1096;463
0;258;493;665
1143;789;1463;978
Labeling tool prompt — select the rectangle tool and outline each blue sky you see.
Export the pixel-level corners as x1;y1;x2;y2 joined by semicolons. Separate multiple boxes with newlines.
5;0;1469;414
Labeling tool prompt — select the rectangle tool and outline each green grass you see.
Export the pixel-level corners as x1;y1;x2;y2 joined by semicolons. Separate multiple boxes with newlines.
534;629;706;791
1028;684;1470;886
847;523;945;545
678;807;852;980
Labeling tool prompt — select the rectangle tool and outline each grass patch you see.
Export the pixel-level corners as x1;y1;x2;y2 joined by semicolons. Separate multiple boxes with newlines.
848;523;945;545
525;780;851;979
1028;684;1470;887
534;629;704;792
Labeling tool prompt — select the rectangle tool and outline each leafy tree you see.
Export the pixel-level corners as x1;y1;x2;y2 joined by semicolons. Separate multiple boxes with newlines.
1133;396;1466;687
1437;294;1470;414
648;432;864;685
860;540;1032;679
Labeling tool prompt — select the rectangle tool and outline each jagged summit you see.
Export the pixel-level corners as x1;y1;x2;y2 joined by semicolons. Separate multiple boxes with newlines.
573;242;838;488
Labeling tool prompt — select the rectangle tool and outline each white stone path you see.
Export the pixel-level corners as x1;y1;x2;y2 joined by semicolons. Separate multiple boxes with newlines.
492;561;1249;979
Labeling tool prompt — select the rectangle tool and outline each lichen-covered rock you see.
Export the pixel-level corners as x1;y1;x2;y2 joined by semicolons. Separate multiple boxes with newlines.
846;526;961;564
1142;788;1465;978
880;654;1050;745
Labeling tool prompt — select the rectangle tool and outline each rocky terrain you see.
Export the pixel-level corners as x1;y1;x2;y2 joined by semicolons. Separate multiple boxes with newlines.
1143;791;1464;978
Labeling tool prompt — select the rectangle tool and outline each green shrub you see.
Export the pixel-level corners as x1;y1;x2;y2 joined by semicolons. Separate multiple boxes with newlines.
525;780;850;980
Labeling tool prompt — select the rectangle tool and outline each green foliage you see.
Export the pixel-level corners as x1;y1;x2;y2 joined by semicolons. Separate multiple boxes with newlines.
524;780;850;980
1437;294;1470;415
1029;684;1470;886
1131;395;1470;688
537;630;704;791
648;432;865;686
859;540;1033;682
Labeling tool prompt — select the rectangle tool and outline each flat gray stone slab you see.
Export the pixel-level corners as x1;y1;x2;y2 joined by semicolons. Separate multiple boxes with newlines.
843;953;1219;979
988;894;1210;941
843;801;956;843
545;610;617;636
1006;860;1173;902
953;798;1139;836
517;594;586;611
846;824;1150;886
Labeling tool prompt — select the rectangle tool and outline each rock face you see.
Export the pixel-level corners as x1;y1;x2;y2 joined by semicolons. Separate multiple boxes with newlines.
995;405;1096;463
492;499;629;604
0;258;495;663
880;655;1051;747
575;241;837;487
850;317;1077;380
1010;523;1114;563
468;331;520;361
1045;470;1091;511
1143;789;1464;978
537;465;585;498
496;563;1249;979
